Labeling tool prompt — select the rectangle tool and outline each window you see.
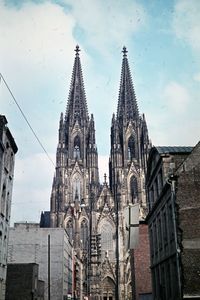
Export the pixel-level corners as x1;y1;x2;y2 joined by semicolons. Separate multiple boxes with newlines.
128;135;135;160
1;184;6;215
80;219;88;250
72;176;81;202
130;176;138;203
6;192;10;220
73;135;81;159
66;220;73;243
101;222;114;260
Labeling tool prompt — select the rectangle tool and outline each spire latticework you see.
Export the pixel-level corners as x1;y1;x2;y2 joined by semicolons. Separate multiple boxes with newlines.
117;46;139;124
65;45;89;126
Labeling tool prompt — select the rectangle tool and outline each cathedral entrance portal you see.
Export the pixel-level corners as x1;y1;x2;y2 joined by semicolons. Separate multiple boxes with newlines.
102;277;115;300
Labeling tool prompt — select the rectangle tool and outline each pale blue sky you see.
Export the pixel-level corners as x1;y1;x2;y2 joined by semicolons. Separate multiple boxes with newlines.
0;0;200;224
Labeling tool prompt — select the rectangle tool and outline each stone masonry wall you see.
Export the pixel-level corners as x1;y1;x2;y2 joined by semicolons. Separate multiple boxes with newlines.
134;223;152;300
176;142;200;297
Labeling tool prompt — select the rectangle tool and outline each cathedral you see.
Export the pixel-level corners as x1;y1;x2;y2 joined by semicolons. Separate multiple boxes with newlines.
47;45;150;300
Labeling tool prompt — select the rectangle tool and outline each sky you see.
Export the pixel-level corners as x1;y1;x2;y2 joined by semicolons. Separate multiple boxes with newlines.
0;0;200;224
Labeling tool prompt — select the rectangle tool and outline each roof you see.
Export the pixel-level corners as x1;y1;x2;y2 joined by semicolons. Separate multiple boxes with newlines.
155;146;193;154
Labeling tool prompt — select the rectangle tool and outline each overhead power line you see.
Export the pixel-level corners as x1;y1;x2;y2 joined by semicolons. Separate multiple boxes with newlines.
0;73;56;168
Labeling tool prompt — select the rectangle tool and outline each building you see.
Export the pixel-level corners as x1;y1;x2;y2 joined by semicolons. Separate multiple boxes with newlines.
7;223;74;300
42;46;152;299
133;222;152;300
146;145;200;299
6;263;44;300
0;115;18;300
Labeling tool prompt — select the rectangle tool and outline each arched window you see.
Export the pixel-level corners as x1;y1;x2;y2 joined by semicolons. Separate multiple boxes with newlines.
1;184;6;215
73;135;81;159
72;176;81;202
130;176;138;203
101;222;114;260
6;192;10;220
128;135;135;160
80;219;88;250
66;219;73;243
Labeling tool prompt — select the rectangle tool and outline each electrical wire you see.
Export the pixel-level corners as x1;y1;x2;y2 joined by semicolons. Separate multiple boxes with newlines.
0;73;56;168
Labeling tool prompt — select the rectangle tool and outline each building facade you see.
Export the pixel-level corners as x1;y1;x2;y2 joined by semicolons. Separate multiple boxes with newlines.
8;223;74;300
146;145;200;299
6;263;44;300
0;116;18;300
45;46;151;299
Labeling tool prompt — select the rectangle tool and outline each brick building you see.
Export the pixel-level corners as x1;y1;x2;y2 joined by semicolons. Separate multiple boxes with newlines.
146;145;200;299
7;223;75;300
6;263;44;300
133;222;152;300
0;116;18;300
175;141;200;298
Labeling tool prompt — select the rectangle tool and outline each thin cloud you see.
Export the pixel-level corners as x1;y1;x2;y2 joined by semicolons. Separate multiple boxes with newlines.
64;0;147;55
163;81;190;114
173;0;200;51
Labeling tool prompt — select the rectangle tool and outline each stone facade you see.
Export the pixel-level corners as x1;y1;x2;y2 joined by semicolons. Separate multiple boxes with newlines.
0;116;18;300
6;263;44;300
7;223;74;300
43;46;152;300
146;145;200;299
175;141;200;299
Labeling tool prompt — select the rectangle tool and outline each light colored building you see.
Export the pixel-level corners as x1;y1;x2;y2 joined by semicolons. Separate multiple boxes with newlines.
8;223;74;300
0;115;18;300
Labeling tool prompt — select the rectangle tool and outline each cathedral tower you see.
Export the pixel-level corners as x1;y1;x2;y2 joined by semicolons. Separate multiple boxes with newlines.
45;46;151;300
50;45;99;247
108;47;151;299
110;46;150;217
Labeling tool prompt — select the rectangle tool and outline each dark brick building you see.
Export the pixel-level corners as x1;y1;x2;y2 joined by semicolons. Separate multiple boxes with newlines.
146;145;200;299
6;263;44;300
0;115;18;299
133;222;152;300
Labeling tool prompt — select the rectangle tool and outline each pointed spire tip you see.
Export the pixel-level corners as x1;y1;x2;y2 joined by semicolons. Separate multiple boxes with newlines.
75;45;81;56
122;46;128;57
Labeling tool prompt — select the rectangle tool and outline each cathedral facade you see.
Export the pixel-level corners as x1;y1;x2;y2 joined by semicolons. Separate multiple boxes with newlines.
48;46;150;300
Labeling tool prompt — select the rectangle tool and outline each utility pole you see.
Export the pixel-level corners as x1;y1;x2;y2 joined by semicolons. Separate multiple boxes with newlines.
48;234;51;300
115;184;120;300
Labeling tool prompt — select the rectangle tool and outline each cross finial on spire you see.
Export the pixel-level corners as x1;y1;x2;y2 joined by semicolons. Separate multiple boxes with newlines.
122;46;128;57
104;173;107;184
75;45;81;56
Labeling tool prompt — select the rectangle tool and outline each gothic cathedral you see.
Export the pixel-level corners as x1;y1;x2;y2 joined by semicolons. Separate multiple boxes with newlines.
48;46;150;300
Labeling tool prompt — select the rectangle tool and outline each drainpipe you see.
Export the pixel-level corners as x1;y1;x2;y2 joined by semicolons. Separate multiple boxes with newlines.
167;175;182;299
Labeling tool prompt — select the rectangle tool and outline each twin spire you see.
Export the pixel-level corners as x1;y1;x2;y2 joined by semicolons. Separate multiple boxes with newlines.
117;46;139;124
65;45;89;126
65;45;139;125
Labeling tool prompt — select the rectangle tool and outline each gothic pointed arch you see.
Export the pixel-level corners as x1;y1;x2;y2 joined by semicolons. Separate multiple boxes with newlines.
65;218;74;243
130;175;138;203
71;172;82;202
102;276;116;300
99;219;115;261
80;218;88;250
73;134;81;159
127;134;135;160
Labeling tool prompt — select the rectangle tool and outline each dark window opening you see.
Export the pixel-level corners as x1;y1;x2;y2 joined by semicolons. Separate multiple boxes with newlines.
73;135;81;159
130;176;138;203
128;135;135;160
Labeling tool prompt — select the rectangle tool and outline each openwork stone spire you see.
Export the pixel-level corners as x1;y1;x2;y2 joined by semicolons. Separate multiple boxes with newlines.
117;46;139;124
65;45;89;126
